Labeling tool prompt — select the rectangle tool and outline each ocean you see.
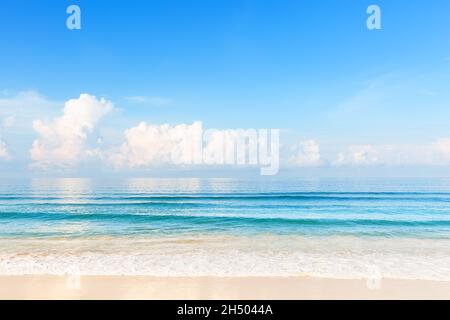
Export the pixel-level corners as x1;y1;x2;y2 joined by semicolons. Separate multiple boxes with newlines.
0;177;449;279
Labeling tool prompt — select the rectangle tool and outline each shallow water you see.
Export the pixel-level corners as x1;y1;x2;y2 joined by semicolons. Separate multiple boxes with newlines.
0;178;449;279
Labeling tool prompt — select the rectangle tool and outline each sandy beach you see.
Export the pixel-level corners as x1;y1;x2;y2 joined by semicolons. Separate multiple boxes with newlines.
0;276;449;300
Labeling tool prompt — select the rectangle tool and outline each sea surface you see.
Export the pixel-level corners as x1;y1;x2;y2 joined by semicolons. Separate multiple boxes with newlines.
0;178;449;280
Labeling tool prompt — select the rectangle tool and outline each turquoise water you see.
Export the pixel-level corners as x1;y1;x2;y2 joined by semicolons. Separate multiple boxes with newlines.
0;178;449;278
1;178;450;239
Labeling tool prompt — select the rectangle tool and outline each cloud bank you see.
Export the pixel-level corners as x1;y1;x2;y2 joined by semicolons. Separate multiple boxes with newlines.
111;122;280;175
334;139;450;166
288;140;322;167
1;91;450;173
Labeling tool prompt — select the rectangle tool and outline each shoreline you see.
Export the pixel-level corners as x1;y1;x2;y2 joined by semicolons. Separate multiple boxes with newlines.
1;275;449;299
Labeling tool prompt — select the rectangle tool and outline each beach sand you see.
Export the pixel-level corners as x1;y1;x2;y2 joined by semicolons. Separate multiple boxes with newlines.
0;275;449;300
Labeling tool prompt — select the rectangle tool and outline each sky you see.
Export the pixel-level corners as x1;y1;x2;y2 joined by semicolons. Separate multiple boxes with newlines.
0;0;450;178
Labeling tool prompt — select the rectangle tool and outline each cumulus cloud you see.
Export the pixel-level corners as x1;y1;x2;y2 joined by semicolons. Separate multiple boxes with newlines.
288;140;322;167
334;139;450;166
110;122;279;174
30;94;114;169
111;123;261;167
111;121;203;168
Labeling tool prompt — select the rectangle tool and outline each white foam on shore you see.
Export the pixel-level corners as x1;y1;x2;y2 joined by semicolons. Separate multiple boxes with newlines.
0;235;449;280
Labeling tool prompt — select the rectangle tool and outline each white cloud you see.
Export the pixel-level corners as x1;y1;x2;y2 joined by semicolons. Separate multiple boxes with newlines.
288;140;322;167
0;116;14;160
0;139;9;160
30;94;114;169
110;123;278;174
334;145;380;166
0;90;49;107
0;90;57;115
0;91;60;138
125;96;172;107
0;90;60;164
111;121;203;168
431;138;450;160
334;139;450;166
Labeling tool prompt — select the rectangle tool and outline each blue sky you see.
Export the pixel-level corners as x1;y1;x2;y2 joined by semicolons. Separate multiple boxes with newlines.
1;0;450;177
